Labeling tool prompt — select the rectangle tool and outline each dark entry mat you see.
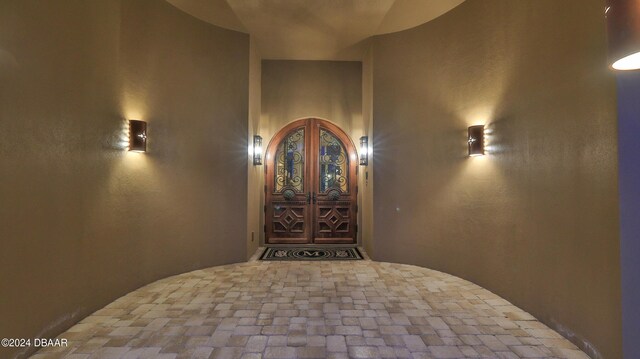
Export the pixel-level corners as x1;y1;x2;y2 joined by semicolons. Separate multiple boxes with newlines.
260;247;363;261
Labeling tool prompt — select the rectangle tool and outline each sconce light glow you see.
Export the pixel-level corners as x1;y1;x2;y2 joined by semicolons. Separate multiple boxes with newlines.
359;136;369;166
606;0;640;70
253;135;263;165
129;120;147;153
612;51;640;70
468;125;485;157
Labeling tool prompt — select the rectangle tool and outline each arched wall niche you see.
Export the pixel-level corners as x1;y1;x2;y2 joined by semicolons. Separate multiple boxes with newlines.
254;60;372;249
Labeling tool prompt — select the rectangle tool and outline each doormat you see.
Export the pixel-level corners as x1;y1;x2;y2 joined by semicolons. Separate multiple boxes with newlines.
260;247;363;261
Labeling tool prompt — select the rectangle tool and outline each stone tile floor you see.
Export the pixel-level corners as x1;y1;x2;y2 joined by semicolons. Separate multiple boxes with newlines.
33;252;590;358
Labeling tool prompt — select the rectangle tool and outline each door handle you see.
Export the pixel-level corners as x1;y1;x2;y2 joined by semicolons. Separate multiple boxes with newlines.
312;192;317;204
306;192;311;204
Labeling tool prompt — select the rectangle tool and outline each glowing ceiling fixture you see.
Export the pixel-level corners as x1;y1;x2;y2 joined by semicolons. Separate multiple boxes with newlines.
606;0;640;70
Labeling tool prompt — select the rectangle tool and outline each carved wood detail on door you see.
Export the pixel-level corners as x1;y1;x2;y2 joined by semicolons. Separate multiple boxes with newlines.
265;119;357;244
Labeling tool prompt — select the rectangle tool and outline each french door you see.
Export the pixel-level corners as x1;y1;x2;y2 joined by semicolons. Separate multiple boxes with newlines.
265;118;357;244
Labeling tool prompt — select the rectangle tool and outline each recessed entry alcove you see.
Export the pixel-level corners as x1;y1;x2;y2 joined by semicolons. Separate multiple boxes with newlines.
0;1;631;359
265;118;358;245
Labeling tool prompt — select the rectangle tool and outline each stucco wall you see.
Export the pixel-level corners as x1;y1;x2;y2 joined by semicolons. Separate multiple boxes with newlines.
261;60;363;138
0;1;248;358
372;1;621;358
361;45;374;256
247;37;262;258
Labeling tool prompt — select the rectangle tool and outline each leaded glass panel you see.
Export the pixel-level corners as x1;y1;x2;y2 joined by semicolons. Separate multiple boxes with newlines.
319;129;348;193
275;128;304;193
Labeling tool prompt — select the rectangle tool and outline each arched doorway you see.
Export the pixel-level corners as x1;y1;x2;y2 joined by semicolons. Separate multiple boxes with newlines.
265;118;358;244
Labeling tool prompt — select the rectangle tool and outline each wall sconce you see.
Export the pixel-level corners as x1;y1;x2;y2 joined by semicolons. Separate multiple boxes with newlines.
129;120;147;152
468;125;484;157
253;135;263;165
606;0;640;70
359;136;369;166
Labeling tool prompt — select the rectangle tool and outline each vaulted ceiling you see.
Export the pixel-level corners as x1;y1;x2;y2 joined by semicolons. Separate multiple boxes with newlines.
166;0;465;60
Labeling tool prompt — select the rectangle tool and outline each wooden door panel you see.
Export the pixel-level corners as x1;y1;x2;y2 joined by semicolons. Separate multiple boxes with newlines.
272;202;306;233
265;118;357;245
313;201;354;243
265;123;311;243
311;121;357;244
268;201;309;243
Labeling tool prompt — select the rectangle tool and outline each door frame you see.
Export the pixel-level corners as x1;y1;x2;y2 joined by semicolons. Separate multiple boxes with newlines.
264;118;359;246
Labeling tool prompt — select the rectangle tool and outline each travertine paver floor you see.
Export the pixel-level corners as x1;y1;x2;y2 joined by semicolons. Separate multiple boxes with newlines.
33;254;590;359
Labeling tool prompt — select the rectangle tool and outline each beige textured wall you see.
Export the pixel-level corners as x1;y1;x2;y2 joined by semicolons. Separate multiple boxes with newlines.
361;45;374;256
0;1;248;358
372;1;621;358
260;60;366;244
261;60;363;138
247;37;263;257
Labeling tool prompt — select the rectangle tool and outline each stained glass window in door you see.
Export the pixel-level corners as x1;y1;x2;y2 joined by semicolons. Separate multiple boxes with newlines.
319;129;348;193
275;128;305;192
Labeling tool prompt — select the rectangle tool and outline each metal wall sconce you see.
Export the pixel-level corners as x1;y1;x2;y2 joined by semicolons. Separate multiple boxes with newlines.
468;125;485;157
253;135;263;165
359;136;369;166
129;120;147;152
606;0;640;70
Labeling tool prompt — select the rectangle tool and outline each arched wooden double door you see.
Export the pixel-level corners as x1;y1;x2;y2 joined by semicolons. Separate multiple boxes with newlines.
265;119;357;244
